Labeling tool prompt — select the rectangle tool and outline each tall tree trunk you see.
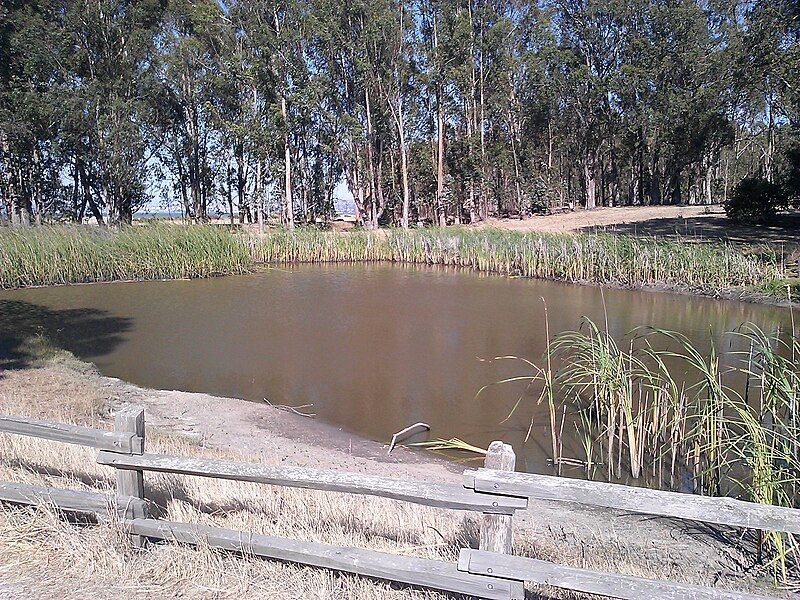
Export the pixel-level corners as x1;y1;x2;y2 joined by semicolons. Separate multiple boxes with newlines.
184;72;203;222
272;8;293;230
467;107;476;223
227;164;234;226
508;100;523;217
670;170;682;205
765;99;775;182
32;144;42;225
467;0;478;223
282;94;293;229
108;195;132;226
436;88;446;226
397;96;410;229
8;163;23;226
364;87;378;229
77;159;103;224
256;158;264;236
235;142;249;224
584;149;597;209
72;160;82;221
649;150;661;205
433;16;446;226
478;8;487;220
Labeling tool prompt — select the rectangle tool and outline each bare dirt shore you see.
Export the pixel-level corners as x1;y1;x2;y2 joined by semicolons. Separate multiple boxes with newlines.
0;349;792;599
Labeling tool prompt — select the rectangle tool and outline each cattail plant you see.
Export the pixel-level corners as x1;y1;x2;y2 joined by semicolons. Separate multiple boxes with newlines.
0;224;250;288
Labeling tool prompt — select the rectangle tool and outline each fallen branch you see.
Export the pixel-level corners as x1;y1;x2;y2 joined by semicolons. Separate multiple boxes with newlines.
263;398;316;418
388;422;430;453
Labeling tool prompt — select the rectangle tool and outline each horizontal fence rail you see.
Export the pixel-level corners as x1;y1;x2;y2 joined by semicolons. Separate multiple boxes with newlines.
457;549;771;600
1;408;795;600
0;481;148;523
464;468;800;535
97;451;527;514
0;481;112;517
126;518;515;600
0;415;143;454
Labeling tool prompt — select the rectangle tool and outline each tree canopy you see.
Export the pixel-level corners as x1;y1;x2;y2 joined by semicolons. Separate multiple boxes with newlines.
1;0;798;226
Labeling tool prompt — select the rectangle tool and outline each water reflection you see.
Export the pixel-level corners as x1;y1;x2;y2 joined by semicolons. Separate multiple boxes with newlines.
0;264;791;473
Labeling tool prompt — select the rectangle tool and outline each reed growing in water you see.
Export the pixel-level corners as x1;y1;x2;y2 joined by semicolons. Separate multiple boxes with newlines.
251;227;783;293
0;224;787;296
0;224;251;288
502;317;800;580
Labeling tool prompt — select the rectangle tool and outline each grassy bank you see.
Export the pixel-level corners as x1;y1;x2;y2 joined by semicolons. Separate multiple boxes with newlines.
0;224;789;297
0;224;250;288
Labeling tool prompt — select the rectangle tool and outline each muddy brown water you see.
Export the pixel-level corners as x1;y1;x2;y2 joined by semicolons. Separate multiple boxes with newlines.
0;263;793;474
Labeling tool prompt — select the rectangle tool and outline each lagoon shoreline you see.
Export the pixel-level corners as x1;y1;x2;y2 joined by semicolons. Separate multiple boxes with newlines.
0;347;789;598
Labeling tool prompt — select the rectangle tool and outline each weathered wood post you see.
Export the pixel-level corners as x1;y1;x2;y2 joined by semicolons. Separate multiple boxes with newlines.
480;441;524;600
114;405;147;547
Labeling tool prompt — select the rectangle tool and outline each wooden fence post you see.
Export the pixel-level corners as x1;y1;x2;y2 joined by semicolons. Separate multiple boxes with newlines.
480;441;523;600
114;405;147;547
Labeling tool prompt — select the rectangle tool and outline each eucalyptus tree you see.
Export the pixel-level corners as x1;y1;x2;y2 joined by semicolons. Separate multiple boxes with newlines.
62;0;166;225
157;0;229;221
2;0;798;226
209;10;259;224
0;0;60;225
374;0;415;227
549;0;623;209
726;0;799;185
308;0;384;228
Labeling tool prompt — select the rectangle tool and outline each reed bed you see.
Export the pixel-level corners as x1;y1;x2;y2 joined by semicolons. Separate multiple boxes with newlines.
0;224;251;288
500;317;800;581
0;224;784;293
250;227;783;293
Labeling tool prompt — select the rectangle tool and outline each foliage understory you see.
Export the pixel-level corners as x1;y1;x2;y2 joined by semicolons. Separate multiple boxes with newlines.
0;224;790;299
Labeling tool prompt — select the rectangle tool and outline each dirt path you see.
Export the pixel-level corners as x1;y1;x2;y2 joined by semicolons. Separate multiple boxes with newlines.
477;205;721;233
477;206;800;253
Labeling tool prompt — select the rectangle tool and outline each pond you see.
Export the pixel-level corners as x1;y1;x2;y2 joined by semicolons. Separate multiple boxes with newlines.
0;263;792;473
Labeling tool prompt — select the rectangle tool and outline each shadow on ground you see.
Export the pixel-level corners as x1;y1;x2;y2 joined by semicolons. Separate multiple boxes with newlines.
580;212;800;249
0;299;132;374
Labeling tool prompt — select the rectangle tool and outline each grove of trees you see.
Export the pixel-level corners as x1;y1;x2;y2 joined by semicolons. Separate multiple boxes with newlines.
1;0;798;227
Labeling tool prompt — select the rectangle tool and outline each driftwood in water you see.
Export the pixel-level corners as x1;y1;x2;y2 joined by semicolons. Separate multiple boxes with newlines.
388;422;430;452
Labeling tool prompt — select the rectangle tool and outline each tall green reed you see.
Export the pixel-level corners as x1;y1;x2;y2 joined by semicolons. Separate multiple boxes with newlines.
0;224;785;293
250;227;783;295
506;316;799;580
0;224;251;288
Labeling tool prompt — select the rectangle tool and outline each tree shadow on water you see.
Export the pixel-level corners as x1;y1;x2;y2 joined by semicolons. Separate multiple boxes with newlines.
0;299;133;376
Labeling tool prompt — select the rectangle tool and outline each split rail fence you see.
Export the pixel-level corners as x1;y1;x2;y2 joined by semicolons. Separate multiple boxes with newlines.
1;407;798;600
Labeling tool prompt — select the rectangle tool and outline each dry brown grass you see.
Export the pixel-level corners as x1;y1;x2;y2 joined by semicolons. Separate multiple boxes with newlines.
0;355;791;599
0;373;472;599
0;441;468;596
0;438;468;599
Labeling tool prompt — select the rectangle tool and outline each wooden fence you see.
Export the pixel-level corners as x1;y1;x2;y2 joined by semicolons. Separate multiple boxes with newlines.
1;407;797;600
